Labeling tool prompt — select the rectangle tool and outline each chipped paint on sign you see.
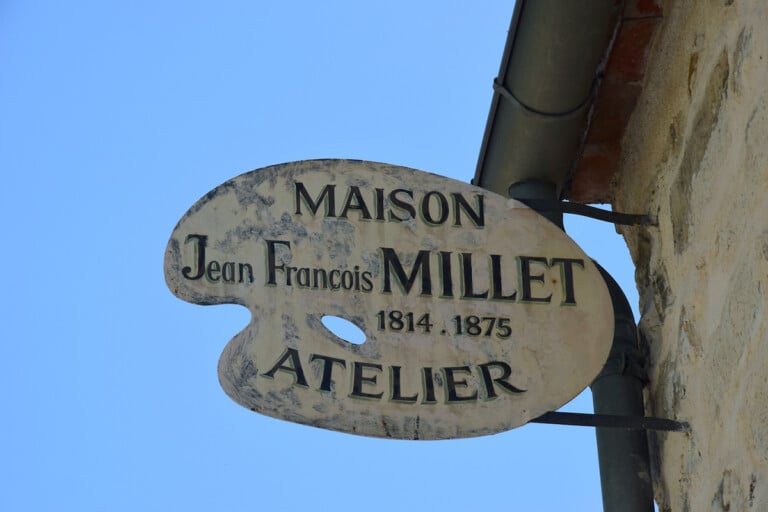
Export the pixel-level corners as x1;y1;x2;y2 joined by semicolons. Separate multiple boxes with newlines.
164;159;613;439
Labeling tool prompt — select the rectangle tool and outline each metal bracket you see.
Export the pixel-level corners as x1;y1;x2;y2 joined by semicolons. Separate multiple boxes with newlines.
518;198;657;226
531;411;689;432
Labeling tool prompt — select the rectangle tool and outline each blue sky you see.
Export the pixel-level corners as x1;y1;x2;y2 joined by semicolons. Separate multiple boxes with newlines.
1;2;640;510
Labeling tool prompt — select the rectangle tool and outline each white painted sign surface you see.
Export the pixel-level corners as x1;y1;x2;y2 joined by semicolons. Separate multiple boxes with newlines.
164;159;614;439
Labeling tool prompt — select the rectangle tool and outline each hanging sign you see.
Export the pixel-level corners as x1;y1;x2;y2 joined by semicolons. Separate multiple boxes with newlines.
164;159;613;439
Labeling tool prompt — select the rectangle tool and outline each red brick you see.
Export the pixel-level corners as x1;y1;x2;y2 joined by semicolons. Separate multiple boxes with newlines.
605;18;660;83
565;8;662;202
624;0;663;18
586;80;642;143
570;144;621;203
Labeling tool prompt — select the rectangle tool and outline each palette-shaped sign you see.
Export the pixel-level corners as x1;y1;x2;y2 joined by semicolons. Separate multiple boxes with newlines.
164;159;613;439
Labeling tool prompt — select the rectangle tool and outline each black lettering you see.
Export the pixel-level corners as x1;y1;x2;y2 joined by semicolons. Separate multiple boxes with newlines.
329;269;342;290
361;271;374;292
263;348;308;387
390;366;418;403
443;366;478;402
221;261;236;283
422;367;437;404
421;191;449;225
518;256;552;303
206;260;221;282
313;268;328;289
549;258;584;305
339;186;372;219
478;361;526;398
238;262;254;283
341;270;354;290
388;189;415;221
265;240;291;285
295;182;336;217
460;252;488;299
381;247;432;296
285;266;296;286
310;354;346;392
452;193;485;227
375;188;385;220
296;267;310;287
439;251;454;298
351;362;384;400
182;234;207;280
490;254;517;301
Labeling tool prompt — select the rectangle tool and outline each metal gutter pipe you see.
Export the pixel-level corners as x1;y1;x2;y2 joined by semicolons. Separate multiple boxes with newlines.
472;2;655;511
591;264;653;511
473;0;620;197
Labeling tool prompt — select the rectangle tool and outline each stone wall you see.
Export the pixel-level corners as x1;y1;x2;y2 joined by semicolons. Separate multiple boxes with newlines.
613;0;768;510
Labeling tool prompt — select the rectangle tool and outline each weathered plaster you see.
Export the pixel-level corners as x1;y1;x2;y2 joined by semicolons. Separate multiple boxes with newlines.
614;0;768;510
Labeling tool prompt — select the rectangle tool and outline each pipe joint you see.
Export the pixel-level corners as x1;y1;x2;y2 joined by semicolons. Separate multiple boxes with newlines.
508;180;563;229
593;348;649;386
492;78;597;119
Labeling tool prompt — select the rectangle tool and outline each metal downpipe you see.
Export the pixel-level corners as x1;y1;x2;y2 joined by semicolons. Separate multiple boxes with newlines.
472;1;655;510
508;183;653;511
510;183;654;511
590;264;653;512
509;180;654;511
